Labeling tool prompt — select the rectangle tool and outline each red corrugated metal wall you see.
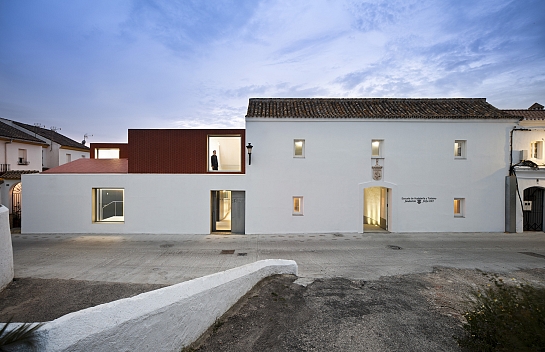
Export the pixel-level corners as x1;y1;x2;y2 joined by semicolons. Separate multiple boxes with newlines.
128;129;245;174
90;143;129;159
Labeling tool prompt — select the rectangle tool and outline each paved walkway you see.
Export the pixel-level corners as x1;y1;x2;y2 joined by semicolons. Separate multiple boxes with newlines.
11;232;545;284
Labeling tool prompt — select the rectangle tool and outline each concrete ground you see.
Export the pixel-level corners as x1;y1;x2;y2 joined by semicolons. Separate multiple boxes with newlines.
11;231;545;284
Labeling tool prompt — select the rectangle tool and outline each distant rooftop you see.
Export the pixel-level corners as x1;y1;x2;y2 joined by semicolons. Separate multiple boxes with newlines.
0;121;48;144
246;98;515;119
42;158;128;174
503;102;545;120
12;121;89;151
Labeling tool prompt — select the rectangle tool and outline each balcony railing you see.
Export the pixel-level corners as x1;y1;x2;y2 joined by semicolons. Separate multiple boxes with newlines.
0;164;10;172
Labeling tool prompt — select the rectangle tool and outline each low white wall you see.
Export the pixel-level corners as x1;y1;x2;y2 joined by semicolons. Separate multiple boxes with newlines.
27;259;297;352
0;205;13;291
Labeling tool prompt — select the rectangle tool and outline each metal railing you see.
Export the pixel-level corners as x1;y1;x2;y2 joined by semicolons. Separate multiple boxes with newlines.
0;164;10;172
101;201;123;220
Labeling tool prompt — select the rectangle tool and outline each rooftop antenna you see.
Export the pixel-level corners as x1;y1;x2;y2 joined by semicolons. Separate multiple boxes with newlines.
33;123;45;137
82;133;93;145
50;126;61;133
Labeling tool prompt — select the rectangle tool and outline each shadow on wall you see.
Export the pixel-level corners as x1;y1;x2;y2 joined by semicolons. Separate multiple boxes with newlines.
0;205;14;292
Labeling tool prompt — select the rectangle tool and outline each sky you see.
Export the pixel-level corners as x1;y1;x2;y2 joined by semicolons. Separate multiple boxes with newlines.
1;0;544;143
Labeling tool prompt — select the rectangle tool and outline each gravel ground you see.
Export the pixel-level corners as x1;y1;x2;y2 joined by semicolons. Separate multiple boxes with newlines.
189;267;545;352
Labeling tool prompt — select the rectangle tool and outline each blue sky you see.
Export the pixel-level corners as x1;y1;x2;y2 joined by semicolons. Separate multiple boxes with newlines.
1;0;544;142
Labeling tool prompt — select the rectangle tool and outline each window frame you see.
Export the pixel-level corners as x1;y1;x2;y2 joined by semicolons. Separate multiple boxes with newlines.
531;141;543;159
93;188;125;223
293;139;305;158
454;140;466;159
292;196;304;216
454;198;465;218
95;148;120;159
207;135;242;172
371;140;383;158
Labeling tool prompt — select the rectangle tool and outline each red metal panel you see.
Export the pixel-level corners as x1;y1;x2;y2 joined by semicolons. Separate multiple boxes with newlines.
128;129;245;174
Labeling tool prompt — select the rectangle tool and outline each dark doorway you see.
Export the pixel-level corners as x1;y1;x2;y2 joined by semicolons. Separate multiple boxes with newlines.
11;183;22;228
523;187;544;231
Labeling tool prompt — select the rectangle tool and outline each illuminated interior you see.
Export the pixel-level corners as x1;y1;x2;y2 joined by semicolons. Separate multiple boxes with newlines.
208;136;241;172
364;187;388;230
95;148;120;159
371;140;381;157
95;188;124;222
294;140;304;157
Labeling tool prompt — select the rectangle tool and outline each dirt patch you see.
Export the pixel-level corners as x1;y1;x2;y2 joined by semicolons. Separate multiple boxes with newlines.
189;268;545;352
0;278;166;322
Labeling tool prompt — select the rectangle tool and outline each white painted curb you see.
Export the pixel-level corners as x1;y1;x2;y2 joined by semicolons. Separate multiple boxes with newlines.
0;205;14;292
25;259;297;352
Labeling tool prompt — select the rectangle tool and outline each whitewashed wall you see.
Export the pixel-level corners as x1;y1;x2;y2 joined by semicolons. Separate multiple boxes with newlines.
1;141;42;171
22;118;517;235
245;119;516;233
0;206;13;291
22;173;245;234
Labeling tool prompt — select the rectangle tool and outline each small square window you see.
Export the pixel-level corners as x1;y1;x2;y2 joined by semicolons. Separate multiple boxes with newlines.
371;140;382;157
294;140;305;158
454;140;466;159
454;198;465;217
531;141;543;159
293;196;303;215
93;188;124;222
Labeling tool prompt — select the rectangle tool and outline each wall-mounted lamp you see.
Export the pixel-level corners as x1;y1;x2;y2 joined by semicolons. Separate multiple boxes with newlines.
246;143;253;165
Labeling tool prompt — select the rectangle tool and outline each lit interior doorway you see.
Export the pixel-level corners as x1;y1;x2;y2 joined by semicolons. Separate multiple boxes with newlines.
211;190;245;234
364;186;389;232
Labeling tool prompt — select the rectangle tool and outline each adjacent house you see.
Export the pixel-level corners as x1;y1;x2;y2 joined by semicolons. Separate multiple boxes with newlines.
503;103;545;232
0;118;90;227
0;119;90;170
22;98;522;234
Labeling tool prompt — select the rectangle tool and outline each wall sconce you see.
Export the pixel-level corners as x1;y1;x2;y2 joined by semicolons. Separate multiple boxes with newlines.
246;143;253;165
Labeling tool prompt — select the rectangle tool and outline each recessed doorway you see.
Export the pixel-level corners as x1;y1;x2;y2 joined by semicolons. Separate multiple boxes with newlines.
211;190;245;234
364;186;390;232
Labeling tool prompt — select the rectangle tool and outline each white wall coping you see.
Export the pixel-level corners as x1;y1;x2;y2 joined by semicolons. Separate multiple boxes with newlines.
17;259;297;352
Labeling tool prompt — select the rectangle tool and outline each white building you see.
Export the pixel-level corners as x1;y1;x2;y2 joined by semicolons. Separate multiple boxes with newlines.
21;98;520;234
0;118;90;227
503;103;545;233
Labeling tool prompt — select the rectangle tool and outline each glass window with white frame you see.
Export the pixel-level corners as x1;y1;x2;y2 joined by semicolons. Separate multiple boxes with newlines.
294;139;305;158
454;198;465;217
293;196;303;215
531;141;543;159
371;140;382;157
454;140;466;159
94;188;124;222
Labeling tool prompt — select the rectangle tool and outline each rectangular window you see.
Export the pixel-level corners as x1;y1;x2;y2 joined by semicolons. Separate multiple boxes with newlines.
531;141;543;159
208;135;242;172
294;139;305;158
93;188;124;222
454;140;466;159
454;198;464;218
371;140;382;157
18;149;28;165
95;148;120;159
293;196;303;215
66;154;71;163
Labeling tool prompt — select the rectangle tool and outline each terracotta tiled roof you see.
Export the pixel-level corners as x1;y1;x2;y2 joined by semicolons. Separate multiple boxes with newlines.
503;110;545;121
0;121;47;144
42;158;128;174
246;98;515;119
12;121;89;151
0;170;40;179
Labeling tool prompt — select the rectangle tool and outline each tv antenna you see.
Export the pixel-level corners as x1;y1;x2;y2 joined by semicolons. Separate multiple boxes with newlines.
82;133;93;145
